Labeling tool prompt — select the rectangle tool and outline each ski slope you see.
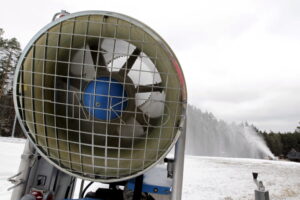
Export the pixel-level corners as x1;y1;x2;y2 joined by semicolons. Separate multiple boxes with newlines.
1;137;300;200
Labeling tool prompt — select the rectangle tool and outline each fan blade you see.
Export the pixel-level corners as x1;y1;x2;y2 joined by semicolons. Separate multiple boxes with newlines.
134;108;162;132
117;117;145;147
136;82;163;93
93;120;119;134
69;43;108;91
135;108;149;124
135;108;150;132
93;119;126;148
101;39;135;65
119;48;141;76
88;41;109;76
138;91;166;118
57;76;80;93
69;44;95;80
66;119;121;148
68;77;85;91
83;44;98;79
118;117;144;136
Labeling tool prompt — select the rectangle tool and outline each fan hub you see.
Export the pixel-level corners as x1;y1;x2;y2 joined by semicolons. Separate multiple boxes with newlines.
83;77;128;120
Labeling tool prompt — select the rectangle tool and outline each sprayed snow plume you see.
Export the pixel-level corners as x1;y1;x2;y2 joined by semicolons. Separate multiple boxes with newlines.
186;105;274;159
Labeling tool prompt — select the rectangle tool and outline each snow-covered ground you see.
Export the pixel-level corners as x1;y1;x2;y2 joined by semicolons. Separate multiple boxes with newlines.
1;137;300;200
183;156;300;200
0;137;26;200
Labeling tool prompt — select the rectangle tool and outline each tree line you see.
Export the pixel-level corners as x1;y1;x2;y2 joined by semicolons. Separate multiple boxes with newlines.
259;128;300;157
0;28;23;137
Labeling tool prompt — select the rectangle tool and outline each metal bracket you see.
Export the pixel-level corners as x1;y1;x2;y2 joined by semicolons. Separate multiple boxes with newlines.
52;10;70;21
21;152;37;167
8;151;36;191
7;172;25;191
164;158;175;178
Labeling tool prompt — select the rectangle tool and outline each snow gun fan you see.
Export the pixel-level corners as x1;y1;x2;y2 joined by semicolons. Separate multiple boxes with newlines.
12;11;187;200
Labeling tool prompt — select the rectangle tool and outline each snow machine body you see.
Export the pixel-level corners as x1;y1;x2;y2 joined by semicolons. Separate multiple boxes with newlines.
10;10;187;200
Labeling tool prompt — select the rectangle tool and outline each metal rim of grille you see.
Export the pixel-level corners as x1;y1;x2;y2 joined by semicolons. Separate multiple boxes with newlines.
13;10;187;182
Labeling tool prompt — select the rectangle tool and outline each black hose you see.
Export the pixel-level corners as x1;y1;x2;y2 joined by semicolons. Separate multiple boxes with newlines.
80;181;94;198
64;177;76;199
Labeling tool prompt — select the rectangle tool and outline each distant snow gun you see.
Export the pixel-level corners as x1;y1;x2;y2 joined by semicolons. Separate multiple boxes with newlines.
252;172;270;200
9;10;187;200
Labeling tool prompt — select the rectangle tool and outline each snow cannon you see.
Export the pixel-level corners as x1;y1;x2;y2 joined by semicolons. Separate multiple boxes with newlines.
11;10;187;200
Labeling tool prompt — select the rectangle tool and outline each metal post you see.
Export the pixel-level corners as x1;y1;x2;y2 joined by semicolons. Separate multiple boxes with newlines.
253;172;270;200
255;190;270;200
171;118;186;200
11;115;17;138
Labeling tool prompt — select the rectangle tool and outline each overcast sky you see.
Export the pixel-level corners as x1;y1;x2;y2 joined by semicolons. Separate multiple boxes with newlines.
1;0;300;132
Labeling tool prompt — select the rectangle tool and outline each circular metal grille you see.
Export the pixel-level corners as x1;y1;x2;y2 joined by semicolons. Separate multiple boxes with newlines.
14;11;187;182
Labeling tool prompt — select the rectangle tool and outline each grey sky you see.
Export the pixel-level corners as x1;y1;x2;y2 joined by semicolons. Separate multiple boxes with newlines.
1;0;300;132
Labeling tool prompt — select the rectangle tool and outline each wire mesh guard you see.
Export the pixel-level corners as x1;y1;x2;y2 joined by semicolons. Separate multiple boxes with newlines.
14;11;187;182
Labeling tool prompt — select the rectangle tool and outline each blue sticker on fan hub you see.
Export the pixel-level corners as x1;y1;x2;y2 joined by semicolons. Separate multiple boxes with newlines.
83;77;127;120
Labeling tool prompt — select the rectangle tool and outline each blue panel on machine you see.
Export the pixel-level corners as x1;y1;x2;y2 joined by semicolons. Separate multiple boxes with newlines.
83;77;127;120
127;179;171;195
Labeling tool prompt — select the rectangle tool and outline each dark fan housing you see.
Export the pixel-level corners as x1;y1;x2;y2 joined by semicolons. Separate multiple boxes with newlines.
14;11;187;182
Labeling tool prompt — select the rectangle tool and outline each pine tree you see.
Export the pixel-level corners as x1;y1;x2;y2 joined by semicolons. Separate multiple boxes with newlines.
0;28;22;136
0;28;21;96
295;122;300;133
